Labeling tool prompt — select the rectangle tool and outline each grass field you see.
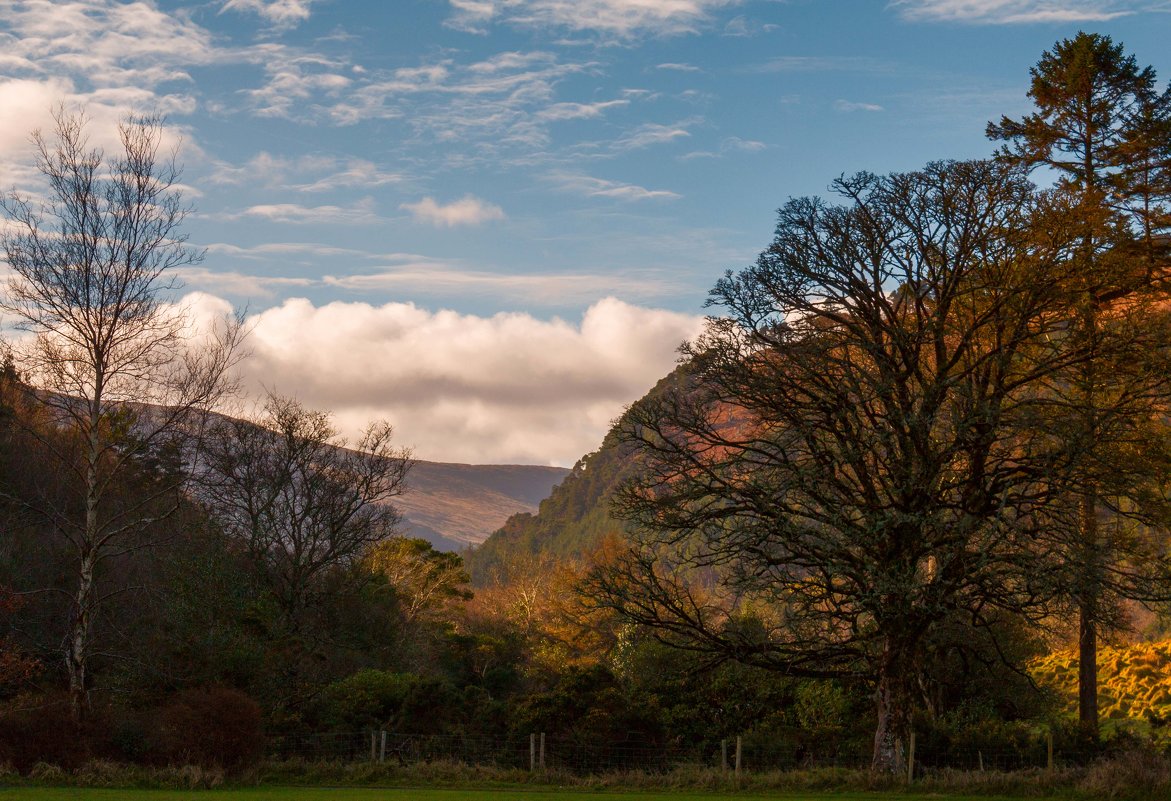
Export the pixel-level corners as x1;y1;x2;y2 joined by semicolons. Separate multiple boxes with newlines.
0;789;1051;801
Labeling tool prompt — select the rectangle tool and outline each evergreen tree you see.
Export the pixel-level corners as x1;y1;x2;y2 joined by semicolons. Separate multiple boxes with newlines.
988;32;1171;739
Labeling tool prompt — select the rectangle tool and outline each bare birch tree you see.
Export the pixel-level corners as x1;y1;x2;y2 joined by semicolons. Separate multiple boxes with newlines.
0;109;245;721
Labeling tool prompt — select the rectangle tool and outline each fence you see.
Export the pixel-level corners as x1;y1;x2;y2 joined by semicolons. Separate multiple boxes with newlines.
265;727;1075;777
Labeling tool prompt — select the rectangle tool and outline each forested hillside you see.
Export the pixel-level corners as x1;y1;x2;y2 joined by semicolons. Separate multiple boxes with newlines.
468;366;690;582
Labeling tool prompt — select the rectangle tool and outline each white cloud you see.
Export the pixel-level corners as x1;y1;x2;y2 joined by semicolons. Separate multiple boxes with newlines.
614;121;693;150
535;99;629;121
444;0;740;38
890;1;1135;23
835;99;885;113
221;0;317;28
174;267;315;298
228;295;706;464
656;62;702;72
400;195;505;227
233;197;381;225
549;172;681;201
680;135;767;160
323;265;682;304
207;152;405;192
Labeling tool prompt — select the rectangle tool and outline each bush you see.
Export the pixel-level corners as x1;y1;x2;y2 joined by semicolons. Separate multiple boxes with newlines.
0;694;86;773
157;687;263;770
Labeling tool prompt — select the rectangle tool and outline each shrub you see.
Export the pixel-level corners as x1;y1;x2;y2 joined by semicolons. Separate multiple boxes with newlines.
157;687;263;770
0;694;85;773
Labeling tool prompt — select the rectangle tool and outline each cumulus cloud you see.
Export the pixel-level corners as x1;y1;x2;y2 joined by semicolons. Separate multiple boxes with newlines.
890;0;1135;23
445;0;739;38
215;295;706;464
400;195;505;227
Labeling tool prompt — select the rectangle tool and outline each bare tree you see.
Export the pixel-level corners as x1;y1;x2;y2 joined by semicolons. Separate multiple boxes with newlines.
198;394;412;635
0;108;245;721
586;161;1136;772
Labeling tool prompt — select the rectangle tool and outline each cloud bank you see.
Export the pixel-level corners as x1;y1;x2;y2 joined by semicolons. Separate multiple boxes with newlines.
223;295;704;465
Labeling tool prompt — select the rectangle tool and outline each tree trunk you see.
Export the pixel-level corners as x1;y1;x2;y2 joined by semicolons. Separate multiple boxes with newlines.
872;640;909;773
1078;494;1100;741
66;550;96;725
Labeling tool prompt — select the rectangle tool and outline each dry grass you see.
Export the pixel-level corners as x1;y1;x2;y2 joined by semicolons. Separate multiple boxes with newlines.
7;751;1170;798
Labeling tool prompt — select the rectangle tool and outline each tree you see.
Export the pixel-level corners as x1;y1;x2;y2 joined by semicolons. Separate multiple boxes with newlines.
988;32;1171;738
199;395;412;638
0;109;245;722
587;160;1103;772
366;537;471;626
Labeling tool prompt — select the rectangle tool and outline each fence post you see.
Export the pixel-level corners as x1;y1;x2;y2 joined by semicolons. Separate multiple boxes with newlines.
721;738;727;774
539;732;546;770
906;731;915;785
978;750;984;772
734;735;742;786
380;730;387;763
370;730;376;762
530;733;536;772
1046;729;1054;773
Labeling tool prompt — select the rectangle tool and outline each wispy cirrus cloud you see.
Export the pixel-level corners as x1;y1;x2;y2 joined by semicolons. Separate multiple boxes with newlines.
400;195;506;227
614;121;693;151
835;99;885;112
680;135;767;160
322;265;682;304
890;0;1136;23
207;152;406;192
175;266;315;298
535;99;629;121
221;0;317;29
231;197;381;225
548;171;681;201
444;0;740;38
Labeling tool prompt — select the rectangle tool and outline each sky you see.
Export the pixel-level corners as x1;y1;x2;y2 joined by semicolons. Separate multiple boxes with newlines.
1;0;1169;466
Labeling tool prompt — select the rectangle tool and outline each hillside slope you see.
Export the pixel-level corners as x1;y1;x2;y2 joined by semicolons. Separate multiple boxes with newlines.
397;461;569;552
469;366;690;581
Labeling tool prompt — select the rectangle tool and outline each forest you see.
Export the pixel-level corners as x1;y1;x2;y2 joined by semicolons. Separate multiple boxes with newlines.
1;30;1170;785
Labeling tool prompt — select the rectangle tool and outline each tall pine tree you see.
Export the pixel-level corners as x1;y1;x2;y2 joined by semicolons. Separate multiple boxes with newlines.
989;32;1171;740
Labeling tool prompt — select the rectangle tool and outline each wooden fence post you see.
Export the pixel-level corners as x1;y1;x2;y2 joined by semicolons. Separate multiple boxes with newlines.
370;730;376;762
906;731;916;785
379;730;387;763
734;735;742;786
530;733;536;772
721;738;728;774
1047;729;1054;773
539;732;546;770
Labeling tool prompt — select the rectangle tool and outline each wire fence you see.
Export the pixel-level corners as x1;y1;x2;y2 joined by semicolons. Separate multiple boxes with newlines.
265;727;1078;776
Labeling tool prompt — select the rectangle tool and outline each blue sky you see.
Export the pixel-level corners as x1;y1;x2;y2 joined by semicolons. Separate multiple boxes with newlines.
1;0;1170;465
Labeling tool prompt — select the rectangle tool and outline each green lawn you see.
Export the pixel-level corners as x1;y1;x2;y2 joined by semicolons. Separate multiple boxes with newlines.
0;789;1044;801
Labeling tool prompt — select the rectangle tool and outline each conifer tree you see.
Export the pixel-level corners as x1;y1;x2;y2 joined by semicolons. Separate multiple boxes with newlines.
988;32;1171;739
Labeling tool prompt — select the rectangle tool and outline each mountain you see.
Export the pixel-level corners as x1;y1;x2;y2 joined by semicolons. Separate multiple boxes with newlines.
396;461;569;552
468;366;689;581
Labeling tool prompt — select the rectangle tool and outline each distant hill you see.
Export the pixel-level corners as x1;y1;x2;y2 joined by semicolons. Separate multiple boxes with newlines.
396;461;569;552
468;366;691;582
